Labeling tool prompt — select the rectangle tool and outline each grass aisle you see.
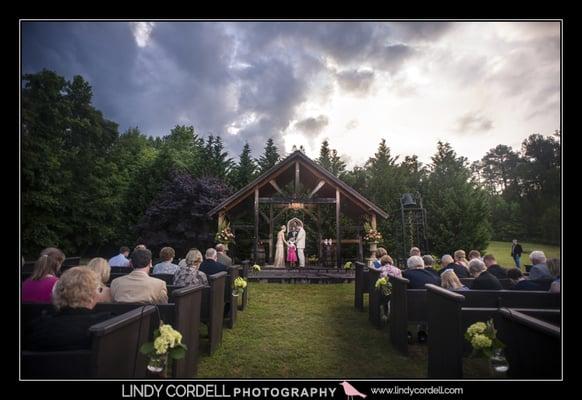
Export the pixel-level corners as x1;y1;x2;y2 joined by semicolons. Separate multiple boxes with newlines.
197;283;426;378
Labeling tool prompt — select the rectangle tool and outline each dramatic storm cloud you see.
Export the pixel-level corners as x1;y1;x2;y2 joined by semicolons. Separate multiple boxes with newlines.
21;21;560;165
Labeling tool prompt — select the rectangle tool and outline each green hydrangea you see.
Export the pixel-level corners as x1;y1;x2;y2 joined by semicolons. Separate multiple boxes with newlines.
467;322;487;337
375;277;388;288
471;334;492;349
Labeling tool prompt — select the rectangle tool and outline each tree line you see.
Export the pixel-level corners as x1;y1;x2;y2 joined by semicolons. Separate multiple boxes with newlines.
21;70;560;259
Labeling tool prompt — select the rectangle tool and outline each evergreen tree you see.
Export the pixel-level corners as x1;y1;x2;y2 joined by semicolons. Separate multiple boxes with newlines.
230;143;257;190
257;138;281;173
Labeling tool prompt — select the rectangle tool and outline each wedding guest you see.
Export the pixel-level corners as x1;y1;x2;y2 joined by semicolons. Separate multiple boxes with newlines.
379;255;402;279
22;247;65;303
483;254;508;280
439;254;470;279
454;250;469;268
511;239;523;268
110;248;168;304
199;248;228;276
403;256;440;289
216;243;233;267
178;248;199;268
108;246;130;267
86;258;112;303
513;259;554;291
441;269;469;291
507;268;526;288
153;247;180;275
422;255;440;278
23;267;113;351
529;250;551;278
547;258;560;293
174;249;208;287
409;247;421;257
372;247;388;269
468;250;481;261
469;258;502;290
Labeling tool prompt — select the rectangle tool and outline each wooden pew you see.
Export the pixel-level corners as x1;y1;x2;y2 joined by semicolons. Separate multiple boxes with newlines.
390;276;559;356
460;278;513;290
200;272;226;354
238;261;250;311
354;261;369;311
495;308;560;378
22;305;156;379
425;284;560;378
224;265;241;329
151;273;176;285
367;268;384;328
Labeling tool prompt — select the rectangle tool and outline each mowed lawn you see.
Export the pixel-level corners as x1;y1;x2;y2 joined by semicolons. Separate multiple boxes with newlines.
484;241;561;269
197;283;426;379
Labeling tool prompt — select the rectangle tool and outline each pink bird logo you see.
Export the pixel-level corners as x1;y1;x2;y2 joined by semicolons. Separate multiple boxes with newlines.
339;381;367;400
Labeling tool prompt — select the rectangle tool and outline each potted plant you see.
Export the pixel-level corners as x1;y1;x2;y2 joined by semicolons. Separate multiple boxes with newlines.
139;322;188;378
465;319;507;377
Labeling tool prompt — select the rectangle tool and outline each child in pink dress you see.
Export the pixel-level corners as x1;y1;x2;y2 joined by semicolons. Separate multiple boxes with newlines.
287;239;298;268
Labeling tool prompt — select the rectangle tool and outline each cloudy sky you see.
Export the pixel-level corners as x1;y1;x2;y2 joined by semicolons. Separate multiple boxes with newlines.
21;21;560;166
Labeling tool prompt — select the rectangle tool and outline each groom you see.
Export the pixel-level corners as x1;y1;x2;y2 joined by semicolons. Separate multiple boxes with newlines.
296;225;306;268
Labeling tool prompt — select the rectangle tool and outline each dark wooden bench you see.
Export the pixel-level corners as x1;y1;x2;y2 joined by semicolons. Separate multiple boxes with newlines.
495;308;560;378
389;276;559;356
460;278;513;290
367;268;384;328
21;305;156;379
151;273;176;285
224;265;241;329
425;284;560;378
200;272;226;354
354;261;369;311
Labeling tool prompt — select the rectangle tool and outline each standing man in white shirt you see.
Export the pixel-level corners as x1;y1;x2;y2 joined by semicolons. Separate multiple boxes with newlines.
109;246;130;267
296;225;306;268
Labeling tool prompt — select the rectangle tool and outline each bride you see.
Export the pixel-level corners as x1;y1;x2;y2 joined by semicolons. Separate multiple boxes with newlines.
273;225;287;268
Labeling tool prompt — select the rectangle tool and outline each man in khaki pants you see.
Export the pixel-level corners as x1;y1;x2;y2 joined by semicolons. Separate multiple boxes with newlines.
296;225;306;268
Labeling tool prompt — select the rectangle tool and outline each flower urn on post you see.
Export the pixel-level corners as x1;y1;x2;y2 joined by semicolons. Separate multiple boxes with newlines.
370;242;378;259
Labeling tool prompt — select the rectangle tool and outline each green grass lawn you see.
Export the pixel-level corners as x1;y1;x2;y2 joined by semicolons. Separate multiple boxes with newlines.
484;241;560;270
197;283;426;379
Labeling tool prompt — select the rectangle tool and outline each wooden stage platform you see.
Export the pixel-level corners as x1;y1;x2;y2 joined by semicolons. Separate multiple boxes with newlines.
247;266;355;284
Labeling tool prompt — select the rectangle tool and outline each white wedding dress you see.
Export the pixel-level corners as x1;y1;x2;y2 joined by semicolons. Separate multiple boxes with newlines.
273;231;286;268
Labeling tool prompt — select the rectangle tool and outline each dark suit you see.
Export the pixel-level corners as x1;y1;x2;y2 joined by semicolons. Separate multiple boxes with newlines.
199;259;228;276
472;271;503;290
513;279;553;291
403;268;441;289
440;263;470;279
424;267;440;279
23;307;113;351
487;264;508;280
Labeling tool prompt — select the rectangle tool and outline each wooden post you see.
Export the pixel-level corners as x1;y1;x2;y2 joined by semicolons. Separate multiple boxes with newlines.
295;161;300;194
254;187;259;263
336;189;341;267
218;211;225;233
317;206;322;262
371;213;377;231
370;212;377;261
269;203;273;264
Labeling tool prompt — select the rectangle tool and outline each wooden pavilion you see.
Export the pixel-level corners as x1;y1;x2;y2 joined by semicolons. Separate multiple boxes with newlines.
208;150;388;267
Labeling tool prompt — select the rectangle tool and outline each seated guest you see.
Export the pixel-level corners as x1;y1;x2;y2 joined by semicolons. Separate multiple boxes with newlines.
483;254;508;279
86;258;112;303
108;246;130;267
441;269;469;291
23;267;113;351
134;244;147;250
372;247;388;269
547;258;560;294
199;248;228;276
153;247;180;275
409;247;421;257
403;255;440;289
110;248;168;304
379;255;402;279
22;247;65;303
507;268;526;288
216;244;233;267
513;261;554;291
178;247;198;268
422;255;440;278
439;254;470;279
454;250;469;268
174;249;208;287
528;250;551;278
469;258;502;290
468;250;481;261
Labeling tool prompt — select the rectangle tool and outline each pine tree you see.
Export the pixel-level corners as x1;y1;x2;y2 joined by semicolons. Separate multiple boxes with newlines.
257;138;280;173
230;143;257;189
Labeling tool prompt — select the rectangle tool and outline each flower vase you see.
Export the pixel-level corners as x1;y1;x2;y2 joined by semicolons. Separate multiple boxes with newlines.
147;353;168;378
488;349;509;378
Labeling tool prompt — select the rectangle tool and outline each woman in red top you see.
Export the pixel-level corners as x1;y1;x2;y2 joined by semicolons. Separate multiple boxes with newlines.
22;248;65;303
